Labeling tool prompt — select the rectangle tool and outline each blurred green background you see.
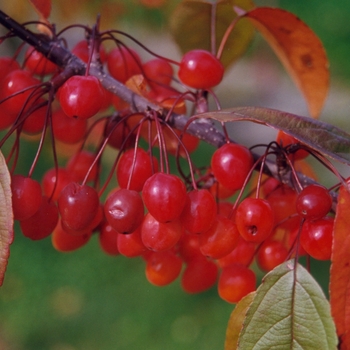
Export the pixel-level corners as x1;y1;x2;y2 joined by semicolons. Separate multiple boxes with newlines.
0;0;348;349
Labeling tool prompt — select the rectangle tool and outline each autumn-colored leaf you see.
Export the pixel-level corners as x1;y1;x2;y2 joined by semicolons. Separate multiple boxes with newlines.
330;185;350;348
197;106;350;165
224;292;255;350
238;260;337;349
240;7;329;119
28;0;51;19
169;0;255;68
0;150;13;286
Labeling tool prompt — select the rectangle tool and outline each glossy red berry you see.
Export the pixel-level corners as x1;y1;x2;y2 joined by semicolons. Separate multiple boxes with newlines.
58;182;100;231
104;188;144;234
66;151;98;183
199;215;240;259
296;184;332;220
142;172;186;223
300;217;334;260
266;185;300;231
20;196;59;240
98;223;120;256
145;251;182;286
181;256;218;294
116;148;158;192
107;46;142;83
211;143;253;192
52;219;92;252
235;198;274;243
59;75;104;119
51;108;87;144
141;213;183;251
178;49;224;89
256;240;289;272
42;167;72;202
180;189;217;234
117;226;147;257
217;237;256;268
143;58;173;90
0;69;41;115
22;104;47;134
11;175;42;221
0;57;20;81
218;264;256;303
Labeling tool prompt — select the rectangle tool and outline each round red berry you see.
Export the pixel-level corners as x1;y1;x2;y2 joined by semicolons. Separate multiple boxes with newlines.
178;49;224;89
211;143;253;192
59;75;104;119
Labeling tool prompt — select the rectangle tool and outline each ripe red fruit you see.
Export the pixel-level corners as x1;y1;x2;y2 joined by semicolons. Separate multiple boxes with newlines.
52;219;92;252
59;75;104;119
143;58;173;90
181;256;218;294
66;151;98;183
235;198;274;243
217;237;256;268
0;57;20;81
211;143;253;192
199;215;240;259
145;251;182;286
141;213;183;251
0;69;41;115
177;232;202;262
22;104;47;134
51;108;87;144
20;196;59;240
178;49;224;89
42;167;72;202
266;185;300;231
180;189;217;234
107;46;142;83
218;264;256;303
116;147;158;192
256;240;289;272
98;223;120;256
104;188;144;234
24;46;57;76
117;226;147;257
300;217;334;260
58;182;100;231
11;175;42;221
142;172;187;223
296;184;332;220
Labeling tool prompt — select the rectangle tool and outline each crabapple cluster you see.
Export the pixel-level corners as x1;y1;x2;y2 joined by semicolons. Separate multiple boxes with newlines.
0;25;335;305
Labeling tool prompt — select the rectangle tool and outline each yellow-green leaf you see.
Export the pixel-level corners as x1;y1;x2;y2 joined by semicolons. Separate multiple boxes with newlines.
0;150;13;286
238;260;338;349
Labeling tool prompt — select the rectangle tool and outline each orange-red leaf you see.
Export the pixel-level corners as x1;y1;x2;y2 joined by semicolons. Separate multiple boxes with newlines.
0;150;13;286
330;185;350;348
242;7;329;119
28;0;51;19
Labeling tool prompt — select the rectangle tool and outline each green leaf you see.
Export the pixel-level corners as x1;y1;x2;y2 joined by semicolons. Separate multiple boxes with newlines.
225;292;255;350
237;260;338;349
169;0;255;68
0;150;13;286
197;106;350;165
